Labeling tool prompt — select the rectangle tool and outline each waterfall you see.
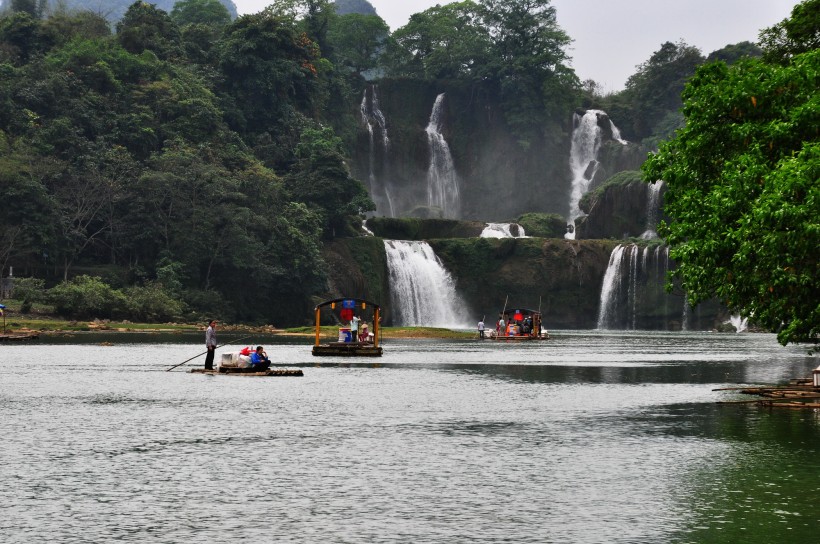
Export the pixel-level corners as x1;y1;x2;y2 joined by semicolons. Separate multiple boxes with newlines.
480;223;527;238
640;180;664;240
729;314;748;333
384;240;468;327
565;110;627;239
597;244;686;330
360;86;395;217
425;93;461;218
597;245;629;329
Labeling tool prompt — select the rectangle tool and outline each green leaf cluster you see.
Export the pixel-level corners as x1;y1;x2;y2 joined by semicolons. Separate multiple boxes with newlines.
643;2;819;348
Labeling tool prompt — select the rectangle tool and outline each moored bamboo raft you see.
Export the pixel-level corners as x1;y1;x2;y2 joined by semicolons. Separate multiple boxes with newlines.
191;367;303;377
312;342;383;357
0;332;40;342
715;382;820;409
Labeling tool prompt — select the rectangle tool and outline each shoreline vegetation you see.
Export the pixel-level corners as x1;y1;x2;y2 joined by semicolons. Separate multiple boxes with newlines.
0;309;475;340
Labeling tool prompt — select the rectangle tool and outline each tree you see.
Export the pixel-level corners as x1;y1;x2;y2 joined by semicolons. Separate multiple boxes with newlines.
334;0;377;16
642;44;819;349
758;0;820;64
217;9;322;138
706;41;762;65
617;40;704;141
327;12;389;75
386;1;490;80
285;125;375;237
170;0;231;28
116;1;182;60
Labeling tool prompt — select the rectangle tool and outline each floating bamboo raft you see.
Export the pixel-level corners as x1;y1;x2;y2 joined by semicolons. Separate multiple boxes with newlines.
0;332;40;342
191;368;303;377
312;342;383;357
715;378;820;409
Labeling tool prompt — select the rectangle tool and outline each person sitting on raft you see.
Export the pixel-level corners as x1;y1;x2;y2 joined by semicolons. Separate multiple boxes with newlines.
250;346;271;371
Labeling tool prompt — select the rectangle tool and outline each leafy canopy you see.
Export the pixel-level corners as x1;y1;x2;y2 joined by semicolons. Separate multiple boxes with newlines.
643;2;820;349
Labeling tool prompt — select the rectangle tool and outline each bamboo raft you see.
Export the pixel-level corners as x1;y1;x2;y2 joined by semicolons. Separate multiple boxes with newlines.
191;367;303;377
0;332;40;342
714;378;820;409
312;342;383;357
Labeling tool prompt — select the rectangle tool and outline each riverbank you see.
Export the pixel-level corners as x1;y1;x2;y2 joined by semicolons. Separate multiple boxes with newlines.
0;314;475;339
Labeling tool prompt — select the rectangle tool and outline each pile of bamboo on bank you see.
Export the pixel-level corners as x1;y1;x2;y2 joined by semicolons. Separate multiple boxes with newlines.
715;378;820;409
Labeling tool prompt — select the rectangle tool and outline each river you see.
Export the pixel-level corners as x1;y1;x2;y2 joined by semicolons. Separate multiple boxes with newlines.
1;331;817;543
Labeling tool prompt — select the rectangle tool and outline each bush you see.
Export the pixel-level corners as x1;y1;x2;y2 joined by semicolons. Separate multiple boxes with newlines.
9;277;46;313
121;282;185;322
48;275;125;319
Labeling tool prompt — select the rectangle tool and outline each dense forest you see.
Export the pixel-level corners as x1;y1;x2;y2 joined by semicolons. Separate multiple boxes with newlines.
0;0;816;344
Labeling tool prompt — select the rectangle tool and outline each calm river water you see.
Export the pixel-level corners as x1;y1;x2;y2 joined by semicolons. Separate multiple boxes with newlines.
1;330;818;543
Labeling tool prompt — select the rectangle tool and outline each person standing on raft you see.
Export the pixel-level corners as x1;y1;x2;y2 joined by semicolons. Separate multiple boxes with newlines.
204;320;217;370
351;314;361;343
478;319;485;339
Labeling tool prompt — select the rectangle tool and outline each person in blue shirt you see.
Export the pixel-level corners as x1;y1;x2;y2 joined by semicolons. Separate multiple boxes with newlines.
250;346;271;371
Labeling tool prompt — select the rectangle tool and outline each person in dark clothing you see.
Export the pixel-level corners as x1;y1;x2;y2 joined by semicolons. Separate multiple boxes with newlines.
204;320;217;370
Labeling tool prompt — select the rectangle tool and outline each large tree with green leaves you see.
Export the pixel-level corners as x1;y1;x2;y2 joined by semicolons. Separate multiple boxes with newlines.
643;1;819;349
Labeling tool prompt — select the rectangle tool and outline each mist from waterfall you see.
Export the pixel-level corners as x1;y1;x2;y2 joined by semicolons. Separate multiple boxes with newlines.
565;110;627;240
480;223;527;238
360;86;395;217
597;244;687;330
384;240;469;327
425;93;461;218
640;180;665;240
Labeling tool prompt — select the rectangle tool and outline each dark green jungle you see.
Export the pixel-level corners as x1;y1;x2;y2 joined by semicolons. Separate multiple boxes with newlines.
0;0;816;348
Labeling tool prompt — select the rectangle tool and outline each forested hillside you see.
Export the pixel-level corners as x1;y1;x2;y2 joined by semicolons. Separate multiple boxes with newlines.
2;0;806;333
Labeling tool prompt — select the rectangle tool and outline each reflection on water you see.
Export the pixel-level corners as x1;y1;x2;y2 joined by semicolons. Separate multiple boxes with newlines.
1;331;817;543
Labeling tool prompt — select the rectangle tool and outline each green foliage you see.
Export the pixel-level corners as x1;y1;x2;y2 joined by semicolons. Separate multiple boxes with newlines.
384;0;576;144
116;1;182;60
121;282;185;321
334;0;377;16
613;41;704;142
759;0;820;64
170;0;231;28
326;12;388;75
48;275;125;319
286;125;374;236
706;41;762;64
9;276;46;312
643;44;820;348
516;212;566;238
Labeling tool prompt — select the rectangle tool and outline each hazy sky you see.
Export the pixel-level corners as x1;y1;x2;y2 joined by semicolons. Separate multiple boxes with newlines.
232;0;800;91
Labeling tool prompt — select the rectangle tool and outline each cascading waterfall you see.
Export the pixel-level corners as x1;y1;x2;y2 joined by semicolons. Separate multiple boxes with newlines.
640;180;665;240
597;244;685;330
565;110;627;240
480;223;527;238
425;93;461;218
597;245;629;329
360;86;395;217
384;240;468;327
728;314;748;332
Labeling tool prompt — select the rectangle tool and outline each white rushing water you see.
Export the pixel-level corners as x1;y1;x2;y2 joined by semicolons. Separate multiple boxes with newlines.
597;244;629;329
360;86;395;217
565;110;627;239
640;180;665;240
425;93;460;218
729;314;749;333
597;244;686;330
384;240;468;327
480;223;527;238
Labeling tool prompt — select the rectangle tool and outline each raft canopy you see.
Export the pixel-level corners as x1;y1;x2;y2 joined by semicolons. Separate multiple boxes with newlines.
313;297;382;349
